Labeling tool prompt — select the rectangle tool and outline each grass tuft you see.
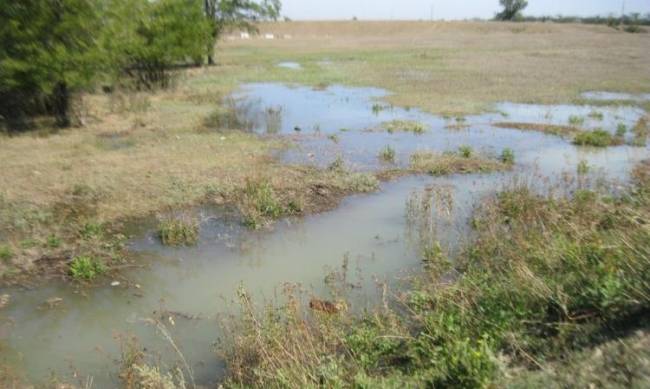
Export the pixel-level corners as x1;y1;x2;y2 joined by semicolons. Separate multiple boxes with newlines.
381;120;427;134
409;150;508;176
69;255;106;281
378;145;396;163
573;129;620;147
158;217;199;246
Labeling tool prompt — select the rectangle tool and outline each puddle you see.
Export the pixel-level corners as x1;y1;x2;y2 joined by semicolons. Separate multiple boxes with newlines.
582;91;650;102
1;83;648;386
276;61;302;70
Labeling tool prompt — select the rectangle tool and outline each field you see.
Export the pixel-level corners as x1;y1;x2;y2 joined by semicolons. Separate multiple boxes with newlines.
1;21;650;387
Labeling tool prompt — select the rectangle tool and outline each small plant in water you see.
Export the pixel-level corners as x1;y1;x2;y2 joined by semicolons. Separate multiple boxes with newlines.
458;145;473;158
568;115;585;126
588;111;604;121
577;160;590;175
69;255;106;280
616;123;627;137
158;218;199;246
383;120;426;134
500;148;515;164
379;145;396;163
327;134;340;143
573;129;616;147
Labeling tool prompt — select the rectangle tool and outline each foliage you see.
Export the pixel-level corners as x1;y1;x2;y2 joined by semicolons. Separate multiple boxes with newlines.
69;255;106;280
102;0;212;89
458;145;473;158
495;0;528;21
203;0;281;63
0;245;12;262
0;0;101;129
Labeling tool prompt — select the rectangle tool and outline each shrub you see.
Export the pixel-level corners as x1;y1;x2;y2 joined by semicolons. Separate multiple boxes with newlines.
69;255;105;280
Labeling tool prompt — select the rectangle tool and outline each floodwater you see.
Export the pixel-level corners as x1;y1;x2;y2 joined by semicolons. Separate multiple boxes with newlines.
582;91;650;102
1;83;648;387
276;61;302;70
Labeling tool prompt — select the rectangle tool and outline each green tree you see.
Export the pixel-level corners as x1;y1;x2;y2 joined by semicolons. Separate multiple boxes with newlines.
495;0;528;21
203;0;281;64
0;0;100;129
103;0;212;89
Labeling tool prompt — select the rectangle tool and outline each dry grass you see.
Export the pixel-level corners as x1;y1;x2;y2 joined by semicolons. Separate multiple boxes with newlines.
492;122;580;137
409;151;508;175
223;21;650;115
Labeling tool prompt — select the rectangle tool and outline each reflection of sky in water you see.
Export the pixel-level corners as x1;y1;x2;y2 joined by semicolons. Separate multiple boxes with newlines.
582;91;650;102
2;83;648;387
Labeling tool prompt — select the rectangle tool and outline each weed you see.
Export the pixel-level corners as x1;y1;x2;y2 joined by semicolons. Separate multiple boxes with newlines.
382;120;426;134
328;134;340;143
500;148;515;164
379;145;396;163
158;218;199;246
458;145;473;158
241;180;283;228
631;117;648;147
79;222;103;240
328;156;346;172
69;255;105;280
588;110;604;121
20;239;38;249
46;235;62;248
577;160;590;175
371;103;387;114
616;123;627;137
573;129;618;147
0;245;13;263
568;115;585;126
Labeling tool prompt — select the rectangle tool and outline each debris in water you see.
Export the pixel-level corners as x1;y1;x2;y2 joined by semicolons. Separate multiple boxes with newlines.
309;298;348;314
45;297;63;308
111;281;120;287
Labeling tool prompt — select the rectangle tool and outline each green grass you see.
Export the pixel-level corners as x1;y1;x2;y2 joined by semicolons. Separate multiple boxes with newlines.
616;123;627;137
69;255;106;280
499;148;515;164
381;120;427;134
458;145;473;158
588;110;604;121
158;218;199;246
0;245;13;263
573;129;619;147
577;160;590;175
568;115;585;126
220;160;650;388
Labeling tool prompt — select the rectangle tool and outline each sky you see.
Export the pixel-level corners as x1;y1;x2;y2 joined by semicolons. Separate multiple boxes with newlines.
280;0;650;20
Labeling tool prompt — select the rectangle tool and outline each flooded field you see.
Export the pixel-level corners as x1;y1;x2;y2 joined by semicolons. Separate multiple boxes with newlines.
1;82;648;386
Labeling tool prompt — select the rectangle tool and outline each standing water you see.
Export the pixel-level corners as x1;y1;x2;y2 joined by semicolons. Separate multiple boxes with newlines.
1;83;648;386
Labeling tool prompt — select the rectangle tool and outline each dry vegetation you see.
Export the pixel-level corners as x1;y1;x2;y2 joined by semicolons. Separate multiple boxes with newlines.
224;21;650;114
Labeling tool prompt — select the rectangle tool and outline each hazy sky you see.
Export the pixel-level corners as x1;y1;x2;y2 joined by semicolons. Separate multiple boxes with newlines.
281;0;650;20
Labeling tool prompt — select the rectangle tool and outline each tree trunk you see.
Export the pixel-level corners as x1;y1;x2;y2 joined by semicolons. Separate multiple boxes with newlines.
52;82;70;127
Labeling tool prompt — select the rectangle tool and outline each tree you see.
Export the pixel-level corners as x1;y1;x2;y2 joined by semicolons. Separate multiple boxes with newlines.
0;0;100;129
103;0;212;89
495;0;528;21
203;0;281;64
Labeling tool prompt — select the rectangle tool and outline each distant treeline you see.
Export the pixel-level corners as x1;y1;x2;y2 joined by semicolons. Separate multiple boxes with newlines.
518;14;650;26
0;0;280;131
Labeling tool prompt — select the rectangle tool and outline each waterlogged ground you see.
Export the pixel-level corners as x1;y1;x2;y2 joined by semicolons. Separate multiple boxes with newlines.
1;83;649;386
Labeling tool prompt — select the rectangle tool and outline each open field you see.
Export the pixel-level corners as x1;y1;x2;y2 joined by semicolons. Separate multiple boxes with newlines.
1;21;650;387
